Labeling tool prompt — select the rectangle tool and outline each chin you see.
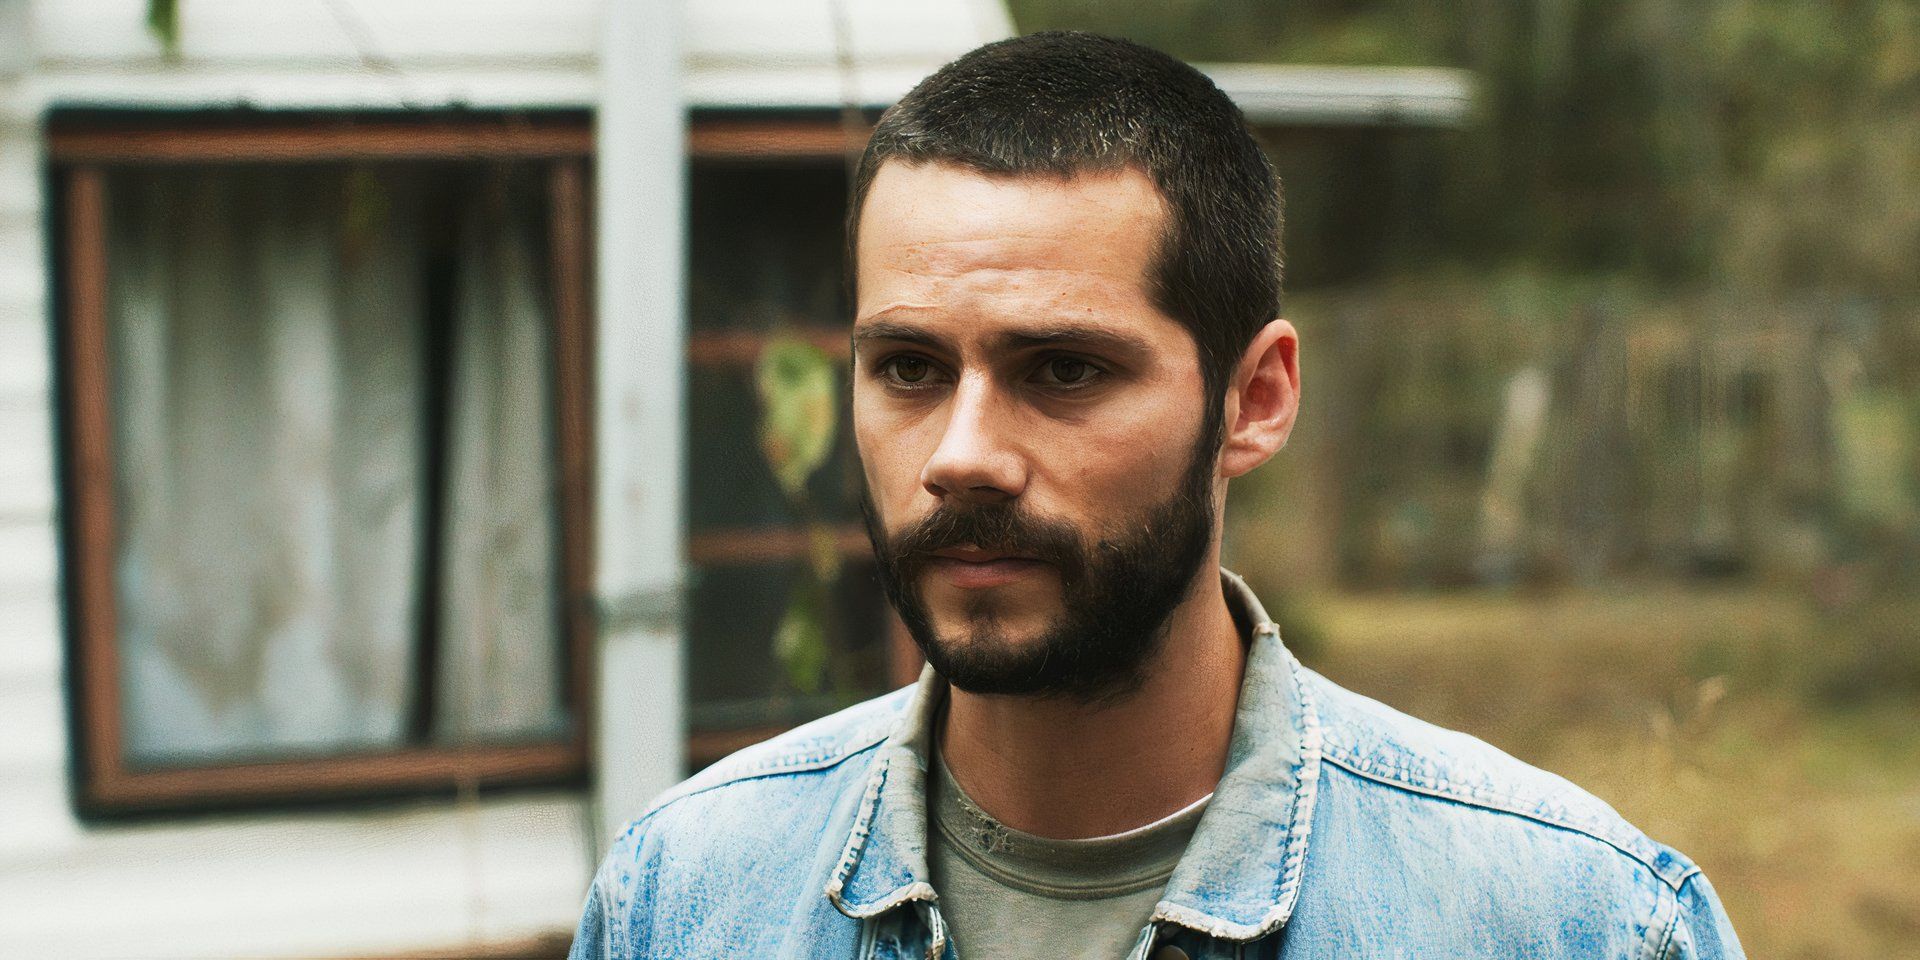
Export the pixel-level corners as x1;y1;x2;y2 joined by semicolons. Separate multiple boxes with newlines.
922;606;1049;648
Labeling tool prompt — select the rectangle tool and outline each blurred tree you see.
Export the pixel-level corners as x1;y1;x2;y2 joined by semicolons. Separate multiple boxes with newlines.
1010;0;1920;293
1013;0;1920;594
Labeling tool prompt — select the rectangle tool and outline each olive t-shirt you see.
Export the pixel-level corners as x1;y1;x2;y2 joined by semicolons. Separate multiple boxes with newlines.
927;745;1210;959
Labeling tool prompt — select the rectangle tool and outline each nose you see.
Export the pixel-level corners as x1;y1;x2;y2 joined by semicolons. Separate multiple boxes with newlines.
919;374;1028;505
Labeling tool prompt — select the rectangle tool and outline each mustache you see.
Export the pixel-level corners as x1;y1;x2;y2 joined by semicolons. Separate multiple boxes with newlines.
876;500;1086;574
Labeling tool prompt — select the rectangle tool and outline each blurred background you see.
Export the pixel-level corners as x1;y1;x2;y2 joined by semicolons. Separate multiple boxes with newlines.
0;0;1914;957
1030;5;1920;958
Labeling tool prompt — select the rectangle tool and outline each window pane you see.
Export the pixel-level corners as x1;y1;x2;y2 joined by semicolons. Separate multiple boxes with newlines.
685;559;893;732
103;162;567;768
684;156;896;743
688;162;847;333
686;365;864;530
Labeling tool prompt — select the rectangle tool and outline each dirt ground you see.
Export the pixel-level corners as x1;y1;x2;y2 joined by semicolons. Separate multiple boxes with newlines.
1294;586;1920;960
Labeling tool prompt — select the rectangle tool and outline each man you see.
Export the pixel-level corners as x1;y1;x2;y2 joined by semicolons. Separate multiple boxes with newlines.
570;32;1745;960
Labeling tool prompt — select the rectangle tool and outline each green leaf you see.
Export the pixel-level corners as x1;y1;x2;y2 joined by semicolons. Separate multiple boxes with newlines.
147;0;180;57
805;522;844;583
754;337;840;500
773;580;830;696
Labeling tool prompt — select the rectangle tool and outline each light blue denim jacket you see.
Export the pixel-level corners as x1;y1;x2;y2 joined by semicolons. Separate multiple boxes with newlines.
570;570;1746;959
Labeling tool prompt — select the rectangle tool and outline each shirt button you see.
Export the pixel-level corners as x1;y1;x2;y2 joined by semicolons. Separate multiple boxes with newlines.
1150;947;1189;960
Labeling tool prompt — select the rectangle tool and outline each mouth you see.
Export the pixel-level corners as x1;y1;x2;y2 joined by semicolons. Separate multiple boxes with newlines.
925;546;1049;589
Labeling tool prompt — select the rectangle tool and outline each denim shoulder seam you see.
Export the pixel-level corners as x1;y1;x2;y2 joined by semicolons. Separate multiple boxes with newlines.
1651;869;1716;960
1319;749;1686;894
1648;876;1685;960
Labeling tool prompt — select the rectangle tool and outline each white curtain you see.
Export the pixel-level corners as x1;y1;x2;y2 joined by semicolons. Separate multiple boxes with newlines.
435;171;566;744
107;164;564;767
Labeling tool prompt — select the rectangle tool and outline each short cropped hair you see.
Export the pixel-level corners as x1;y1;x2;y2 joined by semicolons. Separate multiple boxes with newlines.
849;31;1284;429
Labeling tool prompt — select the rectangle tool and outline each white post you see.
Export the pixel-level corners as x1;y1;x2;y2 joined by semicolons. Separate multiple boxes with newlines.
592;0;687;847
0;0;30;78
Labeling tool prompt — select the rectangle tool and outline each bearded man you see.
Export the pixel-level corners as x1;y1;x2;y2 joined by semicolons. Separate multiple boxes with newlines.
569;31;1745;960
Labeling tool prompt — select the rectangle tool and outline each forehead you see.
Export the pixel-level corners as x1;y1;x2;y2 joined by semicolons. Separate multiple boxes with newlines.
853;161;1177;337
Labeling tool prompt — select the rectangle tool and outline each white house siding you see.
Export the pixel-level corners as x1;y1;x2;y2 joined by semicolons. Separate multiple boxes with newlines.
0;8;74;879
684;0;1014;108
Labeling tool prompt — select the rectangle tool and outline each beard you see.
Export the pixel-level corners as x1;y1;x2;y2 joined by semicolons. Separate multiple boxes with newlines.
862;413;1221;706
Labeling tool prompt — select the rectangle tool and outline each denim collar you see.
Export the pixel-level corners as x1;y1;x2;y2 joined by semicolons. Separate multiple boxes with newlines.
823;568;1325;943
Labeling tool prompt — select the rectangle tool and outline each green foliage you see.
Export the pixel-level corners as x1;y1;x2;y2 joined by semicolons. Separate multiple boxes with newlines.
1005;0;1453;66
754;338;840;500
147;0;180;57
1010;0;1920;298
772;578;832;696
753;336;845;694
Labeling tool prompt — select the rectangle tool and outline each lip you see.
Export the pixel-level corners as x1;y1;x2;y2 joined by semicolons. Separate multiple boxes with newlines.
931;545;1036;563
925;553;1049;589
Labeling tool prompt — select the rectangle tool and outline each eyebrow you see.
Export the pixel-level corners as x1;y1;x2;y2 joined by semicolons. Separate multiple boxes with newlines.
851;321;944;352
851;320;1153;359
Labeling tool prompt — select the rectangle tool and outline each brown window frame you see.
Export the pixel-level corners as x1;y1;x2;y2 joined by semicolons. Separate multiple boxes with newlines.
55;111;923;807
52;112;599;815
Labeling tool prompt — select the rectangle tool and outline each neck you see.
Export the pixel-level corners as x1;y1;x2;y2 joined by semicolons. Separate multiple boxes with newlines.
935;564;1247;840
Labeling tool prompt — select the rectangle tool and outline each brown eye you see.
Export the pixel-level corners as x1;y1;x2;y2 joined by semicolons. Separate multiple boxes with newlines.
1046;357;1092;384
890;357;930;383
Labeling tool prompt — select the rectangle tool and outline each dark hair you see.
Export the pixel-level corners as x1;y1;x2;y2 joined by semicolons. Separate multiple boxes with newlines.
848;31;1284;432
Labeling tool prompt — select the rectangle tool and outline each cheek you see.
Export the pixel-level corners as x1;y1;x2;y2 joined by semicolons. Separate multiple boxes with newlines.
1031;395;1201;515
853;397;928;505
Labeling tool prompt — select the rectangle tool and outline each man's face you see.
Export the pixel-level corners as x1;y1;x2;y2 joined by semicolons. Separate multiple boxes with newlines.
852;161;1221;703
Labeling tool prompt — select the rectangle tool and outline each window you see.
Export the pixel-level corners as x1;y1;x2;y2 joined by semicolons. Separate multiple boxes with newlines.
681;118;920;768
54;114;595;814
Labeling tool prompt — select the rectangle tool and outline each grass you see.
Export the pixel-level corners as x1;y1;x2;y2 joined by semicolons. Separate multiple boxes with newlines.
1292;585;1920;960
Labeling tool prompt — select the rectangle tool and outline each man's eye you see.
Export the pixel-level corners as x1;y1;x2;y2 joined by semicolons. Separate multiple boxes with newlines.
885;356;932;384
1039;356;1098;387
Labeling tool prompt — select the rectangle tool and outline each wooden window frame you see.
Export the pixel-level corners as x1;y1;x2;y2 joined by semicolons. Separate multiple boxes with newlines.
52;112;598;815
56;111;916;802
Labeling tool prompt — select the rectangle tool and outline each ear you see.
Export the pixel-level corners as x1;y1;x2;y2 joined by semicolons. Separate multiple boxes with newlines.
1218;318;1301;480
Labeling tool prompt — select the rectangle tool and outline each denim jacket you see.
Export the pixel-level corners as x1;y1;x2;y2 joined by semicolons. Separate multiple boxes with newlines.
569;570;1746;959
